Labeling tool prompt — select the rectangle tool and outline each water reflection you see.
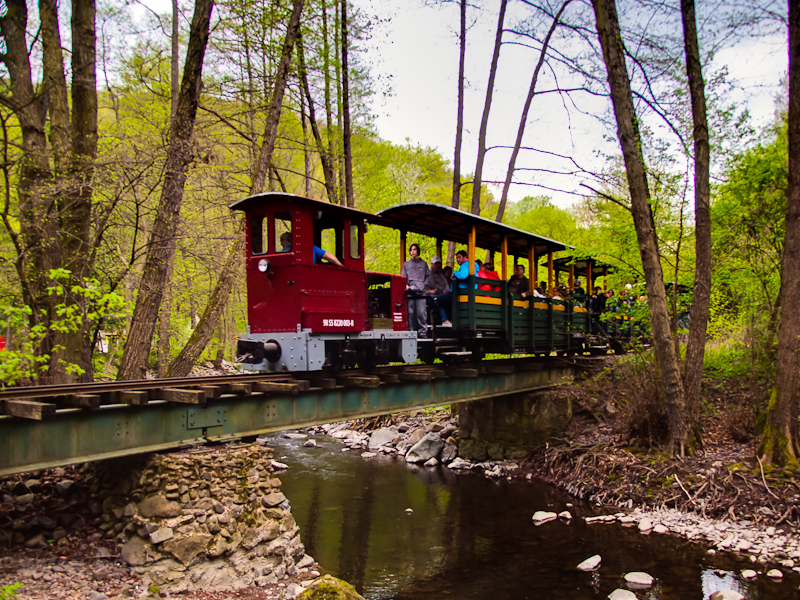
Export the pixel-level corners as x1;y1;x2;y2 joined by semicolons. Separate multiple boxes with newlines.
269;436;796;599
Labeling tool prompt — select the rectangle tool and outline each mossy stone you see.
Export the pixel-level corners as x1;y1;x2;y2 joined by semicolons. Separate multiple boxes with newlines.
297;575;365;600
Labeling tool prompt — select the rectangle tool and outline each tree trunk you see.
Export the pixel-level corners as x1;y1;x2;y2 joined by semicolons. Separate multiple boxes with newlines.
167;0;305;378
335;0;345;204
1;0;58;365
448;0;467;266
322;0;339;204
759;0;800;467
54;0;98;383
680;0;711;440
298;35;337;201
250;0;305;194
171;0;180;118
470;0;507;215
592;0;691;456
300;86;311;197
341;0;354;207
496;0;570;223
40;0;71;173
117;0;215;380
156;258;174;377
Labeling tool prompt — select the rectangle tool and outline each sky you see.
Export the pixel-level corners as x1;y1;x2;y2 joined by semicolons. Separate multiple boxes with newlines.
139;0;788;209
357;0;788;207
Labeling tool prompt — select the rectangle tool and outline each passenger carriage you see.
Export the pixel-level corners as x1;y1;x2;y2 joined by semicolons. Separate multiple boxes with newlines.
377;203;580;361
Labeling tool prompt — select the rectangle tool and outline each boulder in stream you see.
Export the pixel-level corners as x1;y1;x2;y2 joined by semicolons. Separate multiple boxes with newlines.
297;574;365;599
577;555;601;571
405;433;444;463
624;571;654;587
368;428;397;450
709;591;745;600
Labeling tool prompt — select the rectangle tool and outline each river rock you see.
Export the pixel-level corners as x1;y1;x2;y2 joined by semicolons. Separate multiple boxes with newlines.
741;569;757;579
532;511;557;525
638;518;653;533
447;458;472;469
577;555;601;571
441;444;458;464
303;440;319;448
653;524;669;534
55;479;75;495
283;433;308;439
608;590;636;600
766;569;782;578
361;452;377;459
405;433;444;463
438;425;457;439
558;511;572;520
709;591;745;600
297;574;365;599
424;458;438;467
368;428;398;449
271;460;289;470
624;571;653;587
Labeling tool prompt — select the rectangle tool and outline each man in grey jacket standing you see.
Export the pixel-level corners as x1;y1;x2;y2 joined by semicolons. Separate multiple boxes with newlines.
401;243;430;337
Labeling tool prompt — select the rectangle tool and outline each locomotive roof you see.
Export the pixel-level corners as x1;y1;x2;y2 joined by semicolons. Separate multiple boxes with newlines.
376;202;569;256
552;256;615;276
229;192;376;221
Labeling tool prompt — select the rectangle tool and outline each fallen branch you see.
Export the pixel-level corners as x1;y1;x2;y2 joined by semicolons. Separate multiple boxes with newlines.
755;455;781;500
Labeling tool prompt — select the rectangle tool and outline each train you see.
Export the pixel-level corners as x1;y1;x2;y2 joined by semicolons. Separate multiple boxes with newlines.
230;192;636;372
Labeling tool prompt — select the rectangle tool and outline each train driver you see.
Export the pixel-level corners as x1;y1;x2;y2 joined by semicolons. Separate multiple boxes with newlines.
313;245;342;266
278;232;292;252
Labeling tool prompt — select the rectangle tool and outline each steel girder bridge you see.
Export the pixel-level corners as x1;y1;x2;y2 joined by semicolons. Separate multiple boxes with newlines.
0;357;586;476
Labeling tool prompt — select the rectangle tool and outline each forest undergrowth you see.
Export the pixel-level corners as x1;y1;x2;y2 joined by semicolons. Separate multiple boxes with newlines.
521;339;800;528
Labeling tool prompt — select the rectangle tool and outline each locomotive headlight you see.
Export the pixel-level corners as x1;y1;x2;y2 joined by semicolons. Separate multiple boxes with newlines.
258;258;270;272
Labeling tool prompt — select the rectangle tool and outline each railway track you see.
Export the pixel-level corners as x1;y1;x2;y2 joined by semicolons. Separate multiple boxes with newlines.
0;355;603;420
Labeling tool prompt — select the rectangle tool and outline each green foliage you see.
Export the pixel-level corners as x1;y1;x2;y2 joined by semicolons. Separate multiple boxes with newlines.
0;270;131;386
0;583;22;600
702;339;751;380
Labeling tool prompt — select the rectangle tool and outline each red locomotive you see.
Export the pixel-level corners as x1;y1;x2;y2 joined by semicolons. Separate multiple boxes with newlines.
230;193;416;372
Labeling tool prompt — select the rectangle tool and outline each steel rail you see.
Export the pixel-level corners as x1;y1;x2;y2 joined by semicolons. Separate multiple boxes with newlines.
0;355;584;402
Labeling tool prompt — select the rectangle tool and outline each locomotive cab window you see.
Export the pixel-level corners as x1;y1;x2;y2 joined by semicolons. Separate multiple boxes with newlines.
349;222;361;259
313;209;345;265
318;227;343;263
250;215;268;255
274;211;292;253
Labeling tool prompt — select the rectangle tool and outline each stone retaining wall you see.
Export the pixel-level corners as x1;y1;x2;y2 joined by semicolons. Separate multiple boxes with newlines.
92;442;310;592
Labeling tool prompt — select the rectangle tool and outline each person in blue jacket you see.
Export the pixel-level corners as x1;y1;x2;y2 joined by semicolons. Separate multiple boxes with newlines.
313;245;342;266
452;250;479;289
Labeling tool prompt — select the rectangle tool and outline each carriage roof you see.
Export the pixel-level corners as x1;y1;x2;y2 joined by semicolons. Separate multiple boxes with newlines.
375;202;568;257
552;256;615;276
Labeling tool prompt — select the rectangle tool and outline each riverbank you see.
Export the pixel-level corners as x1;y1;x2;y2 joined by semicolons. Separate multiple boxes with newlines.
303;378;800;579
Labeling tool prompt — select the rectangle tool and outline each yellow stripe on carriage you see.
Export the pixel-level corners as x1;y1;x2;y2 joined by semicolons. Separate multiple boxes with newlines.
457;295;503;306
513;300;529;308
533;302;548;310
573;307;587;313
552;304;566;312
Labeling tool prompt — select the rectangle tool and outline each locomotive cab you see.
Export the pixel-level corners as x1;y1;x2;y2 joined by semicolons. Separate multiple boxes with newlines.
230;193;416;372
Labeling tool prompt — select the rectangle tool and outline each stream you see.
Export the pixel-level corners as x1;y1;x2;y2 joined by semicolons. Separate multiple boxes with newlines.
265;434;798;599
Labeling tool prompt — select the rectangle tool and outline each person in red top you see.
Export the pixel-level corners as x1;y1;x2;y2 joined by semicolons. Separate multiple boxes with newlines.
479;261;501;292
